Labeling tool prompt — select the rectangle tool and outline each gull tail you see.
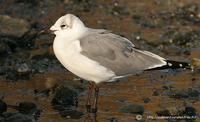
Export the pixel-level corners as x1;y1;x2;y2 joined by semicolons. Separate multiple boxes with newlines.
145;60;191;71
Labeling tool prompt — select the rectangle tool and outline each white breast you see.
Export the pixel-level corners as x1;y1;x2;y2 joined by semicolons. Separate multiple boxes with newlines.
53;38;116;83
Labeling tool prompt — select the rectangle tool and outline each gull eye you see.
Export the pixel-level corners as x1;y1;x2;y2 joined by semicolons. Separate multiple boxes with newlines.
60;24;67;29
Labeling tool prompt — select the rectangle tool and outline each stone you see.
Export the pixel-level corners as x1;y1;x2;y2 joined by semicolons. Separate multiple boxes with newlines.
60;110;83;119
0;99;7;114
156;106;197;122
16;63;31;74
143;97;151;103
51;86;78;109
168;88;200;99
191;58;200;70
0;41;10;55
0;15;30;38
18;102;37;115
119;104;144;115
5;113;35;122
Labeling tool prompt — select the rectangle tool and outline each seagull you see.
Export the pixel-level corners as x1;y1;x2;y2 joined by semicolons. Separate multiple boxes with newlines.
50;14;190;113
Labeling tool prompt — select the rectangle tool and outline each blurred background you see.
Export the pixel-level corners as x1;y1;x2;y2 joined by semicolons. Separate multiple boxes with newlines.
0;0;200;122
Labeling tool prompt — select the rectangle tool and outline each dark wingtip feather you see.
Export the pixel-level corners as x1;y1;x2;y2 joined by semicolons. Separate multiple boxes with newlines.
145;60;191;71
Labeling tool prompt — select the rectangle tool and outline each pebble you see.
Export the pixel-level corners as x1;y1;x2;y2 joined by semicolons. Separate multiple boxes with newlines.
0;15;30;38
119;104;144;115
191;58;200;70
51;86;78;108
0;100;7;114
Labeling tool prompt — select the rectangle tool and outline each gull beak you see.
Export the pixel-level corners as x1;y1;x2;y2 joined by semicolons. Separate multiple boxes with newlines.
50;26;57;34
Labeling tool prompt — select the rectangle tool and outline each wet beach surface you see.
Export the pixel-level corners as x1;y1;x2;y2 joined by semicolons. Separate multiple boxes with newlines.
0;0;200;122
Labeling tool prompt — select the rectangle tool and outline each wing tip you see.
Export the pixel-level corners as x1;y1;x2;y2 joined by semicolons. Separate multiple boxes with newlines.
145;60;191;71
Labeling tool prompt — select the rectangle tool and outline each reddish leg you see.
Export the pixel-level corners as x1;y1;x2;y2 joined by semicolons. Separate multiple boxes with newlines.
92;85;99;113
86;82;94;112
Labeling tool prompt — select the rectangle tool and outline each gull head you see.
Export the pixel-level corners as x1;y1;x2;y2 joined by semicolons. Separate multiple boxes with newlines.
50;14;86;37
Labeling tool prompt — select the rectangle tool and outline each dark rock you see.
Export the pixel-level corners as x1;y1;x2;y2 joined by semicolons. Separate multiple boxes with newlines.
0;15;30;38
182;107;197;122
0;41;10;56
51;86;78;110
132;15;156;29
5;62;31;81
0;36;17;53
0;117;5;122
162;45;182;56
109;2;130;17
160;29;200;48
15;0;38;6
149;4;200;27
34;89;50;97
191;58;200;70
7;102;40;120
5;70;18;81
143;97;151;103
152;90;160;96
162;85;173;90
4;113;35;122
0;100;7;114
168;88;200;99
156;106;197;122
107;117;118;122
60;110;83;119
16;63;31;74
66;0;96;12
119;104;144;115
31;57;64;74
18;102;38;115
175;4;200;25
156;109;171;116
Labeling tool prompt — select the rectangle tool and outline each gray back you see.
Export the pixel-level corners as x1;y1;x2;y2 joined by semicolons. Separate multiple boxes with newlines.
80;30;165;76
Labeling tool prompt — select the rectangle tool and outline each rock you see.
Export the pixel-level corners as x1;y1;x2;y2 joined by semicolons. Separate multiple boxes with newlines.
161;29;200;48
156;106;197;122
5;70;18;81
132;14;156;29
191;58;200;70
152;90;160;96
0;100;7;114
0;102;40;121
162;45;182;56
5;62;31;81
34;89;51;97
51;86;78;110
67;0;96;12
119;104;144;115
143;97;151;103
51;86;81;118
15;0;38;5
63;0;70;4
0;41;10;55
107;117;118;122
60;110;83;119
0;117;5;122
0;15;30;38
4;113;35;122
109;2;130;17
182;107;197;118
168;88;200;99
6;102;40;120
16;63;31;74
18;102;38;115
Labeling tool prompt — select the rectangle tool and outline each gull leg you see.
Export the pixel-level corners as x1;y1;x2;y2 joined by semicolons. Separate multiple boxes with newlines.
91;85;99;113
86;82;94;112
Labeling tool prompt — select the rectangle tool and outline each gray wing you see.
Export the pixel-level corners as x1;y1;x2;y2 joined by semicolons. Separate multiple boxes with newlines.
80;31;166;76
